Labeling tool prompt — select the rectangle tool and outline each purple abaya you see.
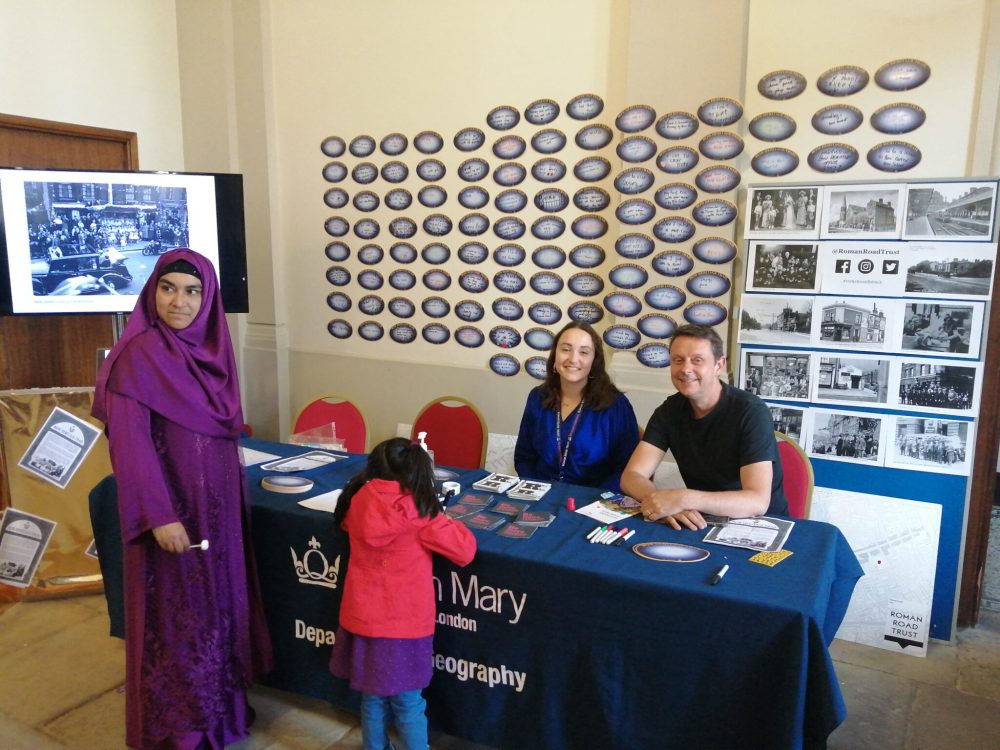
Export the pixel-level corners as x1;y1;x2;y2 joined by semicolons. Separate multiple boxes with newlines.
93;249;272;749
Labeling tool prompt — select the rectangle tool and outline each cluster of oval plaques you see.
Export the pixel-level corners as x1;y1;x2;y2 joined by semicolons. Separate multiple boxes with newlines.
322;93;749;375
747;59;929;176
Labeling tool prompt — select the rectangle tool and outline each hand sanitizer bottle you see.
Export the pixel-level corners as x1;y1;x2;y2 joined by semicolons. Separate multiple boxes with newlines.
417;431;435;470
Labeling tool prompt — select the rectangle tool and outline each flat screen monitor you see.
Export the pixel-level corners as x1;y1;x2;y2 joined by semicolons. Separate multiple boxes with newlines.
0;167;249;314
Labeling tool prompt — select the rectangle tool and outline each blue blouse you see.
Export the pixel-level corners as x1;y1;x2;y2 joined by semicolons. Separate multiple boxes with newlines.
514;387;640;491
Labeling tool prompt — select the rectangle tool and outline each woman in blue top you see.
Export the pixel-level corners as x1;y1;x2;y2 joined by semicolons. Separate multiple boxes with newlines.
514;321;640;491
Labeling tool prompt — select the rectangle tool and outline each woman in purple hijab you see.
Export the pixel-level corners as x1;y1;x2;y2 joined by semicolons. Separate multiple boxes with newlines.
93;248;272;749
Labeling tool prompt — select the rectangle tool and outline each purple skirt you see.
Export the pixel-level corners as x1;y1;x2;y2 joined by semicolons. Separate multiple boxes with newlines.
329;627;434;696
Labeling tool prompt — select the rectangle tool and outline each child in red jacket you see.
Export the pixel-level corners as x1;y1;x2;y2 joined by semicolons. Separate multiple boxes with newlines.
330;437;477;750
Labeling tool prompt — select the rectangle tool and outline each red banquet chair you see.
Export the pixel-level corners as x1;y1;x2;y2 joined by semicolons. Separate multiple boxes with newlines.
410;396;487;470
775;431;814;519
292;395;369;454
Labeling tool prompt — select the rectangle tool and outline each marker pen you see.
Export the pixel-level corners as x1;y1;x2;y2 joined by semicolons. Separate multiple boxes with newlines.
710;564;729;585
586;524;607;541
593;526;616;544
603;528;626;544
615;529;637;546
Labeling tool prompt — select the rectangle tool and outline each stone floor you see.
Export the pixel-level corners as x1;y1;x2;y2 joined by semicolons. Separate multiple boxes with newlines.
1;594;998;749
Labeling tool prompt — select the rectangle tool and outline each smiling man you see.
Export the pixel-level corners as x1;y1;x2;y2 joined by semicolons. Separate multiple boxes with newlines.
621;324;788;530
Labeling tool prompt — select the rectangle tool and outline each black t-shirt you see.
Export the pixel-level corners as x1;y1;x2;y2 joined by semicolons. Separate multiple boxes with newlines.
642;382;788;515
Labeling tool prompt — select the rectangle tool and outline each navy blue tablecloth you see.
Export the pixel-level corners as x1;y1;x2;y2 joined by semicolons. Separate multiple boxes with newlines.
245;439;862;750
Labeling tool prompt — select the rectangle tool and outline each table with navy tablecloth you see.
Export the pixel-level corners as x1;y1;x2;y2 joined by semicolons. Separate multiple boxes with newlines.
245;438;863;750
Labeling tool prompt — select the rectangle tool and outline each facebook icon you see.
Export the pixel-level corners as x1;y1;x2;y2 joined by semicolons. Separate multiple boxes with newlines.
835;259;851;273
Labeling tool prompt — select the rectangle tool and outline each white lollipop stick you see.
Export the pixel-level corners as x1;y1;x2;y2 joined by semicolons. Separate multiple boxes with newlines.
189;539;209;551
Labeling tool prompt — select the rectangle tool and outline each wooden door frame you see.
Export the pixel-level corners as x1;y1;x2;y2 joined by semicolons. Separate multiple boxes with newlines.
0;112;138;167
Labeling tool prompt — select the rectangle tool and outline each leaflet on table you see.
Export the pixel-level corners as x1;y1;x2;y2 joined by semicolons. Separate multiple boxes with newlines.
575;492;643;523
297;488;342;514
702;516;794;553
239;445;281;466
472;472;519;493
506;480;551;500
259;450;343;472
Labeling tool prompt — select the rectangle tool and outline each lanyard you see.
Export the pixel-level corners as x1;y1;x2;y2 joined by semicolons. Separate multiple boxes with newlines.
554;401;585;481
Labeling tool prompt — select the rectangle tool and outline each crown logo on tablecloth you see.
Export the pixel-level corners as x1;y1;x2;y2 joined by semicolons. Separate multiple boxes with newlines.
290;536;341;589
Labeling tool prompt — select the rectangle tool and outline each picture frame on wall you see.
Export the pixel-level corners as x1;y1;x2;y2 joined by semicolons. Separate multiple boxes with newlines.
902;181;998;241
806;408;886;466
897;300;984;360
745;242;819;292
739;348;812;402
744;185;822;239
811;355;891;408
738;294;813;346
820;184;905;240
889;357;982;415
886;416;974;476
902;241;996;299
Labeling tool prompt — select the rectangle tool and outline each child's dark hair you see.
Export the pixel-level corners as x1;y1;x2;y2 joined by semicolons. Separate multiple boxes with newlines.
334;437;440;526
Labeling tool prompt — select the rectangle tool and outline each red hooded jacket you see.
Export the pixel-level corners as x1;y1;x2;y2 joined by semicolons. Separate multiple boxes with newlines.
339;478;477;638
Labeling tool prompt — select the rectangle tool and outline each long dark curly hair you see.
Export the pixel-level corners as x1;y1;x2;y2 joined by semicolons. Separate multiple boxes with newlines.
538;321;622;411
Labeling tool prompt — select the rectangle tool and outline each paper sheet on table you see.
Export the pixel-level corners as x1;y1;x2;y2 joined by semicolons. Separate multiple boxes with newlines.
297;489;342;513
240;446;281;467
575;493;643;524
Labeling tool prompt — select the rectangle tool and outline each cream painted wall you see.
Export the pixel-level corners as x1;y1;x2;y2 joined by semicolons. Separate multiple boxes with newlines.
0;0;186;170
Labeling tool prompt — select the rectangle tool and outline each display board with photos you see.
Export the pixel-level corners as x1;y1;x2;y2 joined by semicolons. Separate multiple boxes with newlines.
739;177;999;640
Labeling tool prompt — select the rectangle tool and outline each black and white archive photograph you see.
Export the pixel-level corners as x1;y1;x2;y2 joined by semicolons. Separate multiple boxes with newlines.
740;349;812;402
745;243;819;292
888;416;973;476
812;356;890;407
898;301;983;359
766;404;809;445
814;297;890;351
738;294;813;346
744;185;822;239
902;181;997;240
820;184;905;240
807;409;886;466
903;241;996;299
890;358;981;415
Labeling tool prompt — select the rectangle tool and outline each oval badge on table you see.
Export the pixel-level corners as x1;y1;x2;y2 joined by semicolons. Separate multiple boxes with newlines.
644;284;686;310
811;104;863;135
489;353;521;377
875;58;930;91
603;325;642;350
870;103;925;134
748;112;796;142
867;141;921;172
636;343;670;368
603;291;642;317
568;301;603;324
757;69;807;100
652;250;694;277
816;65;869;96
751;147;799;177
808;143;859;173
